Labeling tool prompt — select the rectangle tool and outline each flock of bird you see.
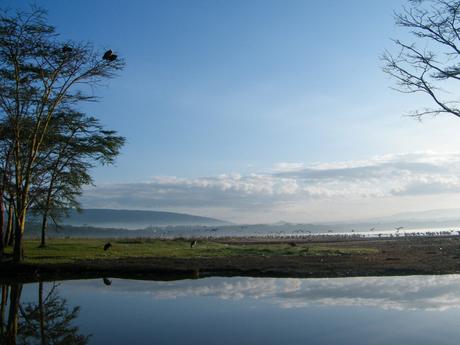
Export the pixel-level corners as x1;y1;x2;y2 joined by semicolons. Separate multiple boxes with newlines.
101;224;460;253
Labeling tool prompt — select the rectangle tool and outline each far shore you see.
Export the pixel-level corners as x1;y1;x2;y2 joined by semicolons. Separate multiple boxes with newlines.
1;236;460;283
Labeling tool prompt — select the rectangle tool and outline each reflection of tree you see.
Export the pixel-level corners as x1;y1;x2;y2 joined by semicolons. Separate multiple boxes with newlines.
0;282;89;345
0;285;6;340
0;283;22;345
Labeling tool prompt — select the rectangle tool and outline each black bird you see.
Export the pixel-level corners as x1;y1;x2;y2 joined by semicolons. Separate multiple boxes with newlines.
62;45;72;53
190;240;197;248
103;278;112;286
103;49;113;60
102;49;118;61
103;242;112;251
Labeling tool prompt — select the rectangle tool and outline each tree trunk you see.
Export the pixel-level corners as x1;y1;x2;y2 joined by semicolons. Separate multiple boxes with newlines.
13;210;26;263
13;222;22;262
5;202;13;247
40;211;48;248
40;180;54;249
0;199;4;258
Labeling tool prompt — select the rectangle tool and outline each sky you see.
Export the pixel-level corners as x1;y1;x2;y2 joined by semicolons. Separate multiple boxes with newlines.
6;0;460;223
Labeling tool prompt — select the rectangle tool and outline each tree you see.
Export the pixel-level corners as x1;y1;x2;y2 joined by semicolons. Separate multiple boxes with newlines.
382;0;460;118
0;7;124;261
31;110;124;247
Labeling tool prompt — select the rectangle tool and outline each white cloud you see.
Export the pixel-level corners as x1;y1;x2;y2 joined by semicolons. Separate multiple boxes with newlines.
81;151;460;222
272;162;305;172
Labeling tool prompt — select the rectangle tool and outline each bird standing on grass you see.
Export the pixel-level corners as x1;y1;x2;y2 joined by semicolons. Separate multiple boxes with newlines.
104;242;112;251
103;278;112;286
190;240;197;248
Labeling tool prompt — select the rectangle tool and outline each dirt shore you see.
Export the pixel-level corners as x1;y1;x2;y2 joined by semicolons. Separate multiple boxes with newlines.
2;236;460;283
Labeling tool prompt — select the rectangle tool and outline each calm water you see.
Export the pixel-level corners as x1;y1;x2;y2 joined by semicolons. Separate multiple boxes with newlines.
3;275;460;344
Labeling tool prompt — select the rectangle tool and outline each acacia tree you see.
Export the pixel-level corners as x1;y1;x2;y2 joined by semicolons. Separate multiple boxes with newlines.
383;0;460;118
31;110;124;247
0;8;124;261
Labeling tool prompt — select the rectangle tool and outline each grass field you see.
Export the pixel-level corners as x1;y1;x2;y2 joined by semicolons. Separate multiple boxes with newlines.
2;238;378;264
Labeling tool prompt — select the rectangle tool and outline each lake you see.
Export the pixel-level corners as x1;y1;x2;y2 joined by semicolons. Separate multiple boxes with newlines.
2;275;460;344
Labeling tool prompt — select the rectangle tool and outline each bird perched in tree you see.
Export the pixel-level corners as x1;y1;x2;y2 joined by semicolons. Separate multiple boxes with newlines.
102;49;117;61
102;49;112;59
103;242;112;251
190;240;197;248
62;45;72;53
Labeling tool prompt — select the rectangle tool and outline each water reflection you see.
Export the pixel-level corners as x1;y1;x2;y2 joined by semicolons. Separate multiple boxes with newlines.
0;282;89;345
2;275;460;344
79;275;460;311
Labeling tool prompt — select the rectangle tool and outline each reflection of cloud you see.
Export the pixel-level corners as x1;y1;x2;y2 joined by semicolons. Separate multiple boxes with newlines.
72;275;460;311
274;275;460;311
82;151;460;206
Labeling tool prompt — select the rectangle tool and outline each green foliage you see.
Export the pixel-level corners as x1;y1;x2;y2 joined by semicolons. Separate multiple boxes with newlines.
0;7;125;260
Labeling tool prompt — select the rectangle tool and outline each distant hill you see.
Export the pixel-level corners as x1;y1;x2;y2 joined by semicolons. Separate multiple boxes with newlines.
58;209;229;229
25;220;334;239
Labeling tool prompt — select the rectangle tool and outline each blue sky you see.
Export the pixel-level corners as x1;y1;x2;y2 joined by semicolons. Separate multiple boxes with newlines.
6;0;460;222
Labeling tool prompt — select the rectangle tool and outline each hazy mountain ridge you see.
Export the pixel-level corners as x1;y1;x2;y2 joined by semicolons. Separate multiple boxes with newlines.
57;209;229;229
22;208;460;239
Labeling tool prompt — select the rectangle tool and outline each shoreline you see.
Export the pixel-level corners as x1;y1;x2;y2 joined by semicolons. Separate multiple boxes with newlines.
1;236;460;283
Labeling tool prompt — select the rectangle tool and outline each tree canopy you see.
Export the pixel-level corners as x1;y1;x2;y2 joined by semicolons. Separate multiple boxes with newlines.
0;7;125;261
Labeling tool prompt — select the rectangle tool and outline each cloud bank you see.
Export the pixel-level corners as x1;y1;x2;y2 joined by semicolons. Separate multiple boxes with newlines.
82;151;460;222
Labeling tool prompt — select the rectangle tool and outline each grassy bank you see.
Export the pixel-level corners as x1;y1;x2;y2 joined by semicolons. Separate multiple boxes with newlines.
2;238;378;264
2;237;460;281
